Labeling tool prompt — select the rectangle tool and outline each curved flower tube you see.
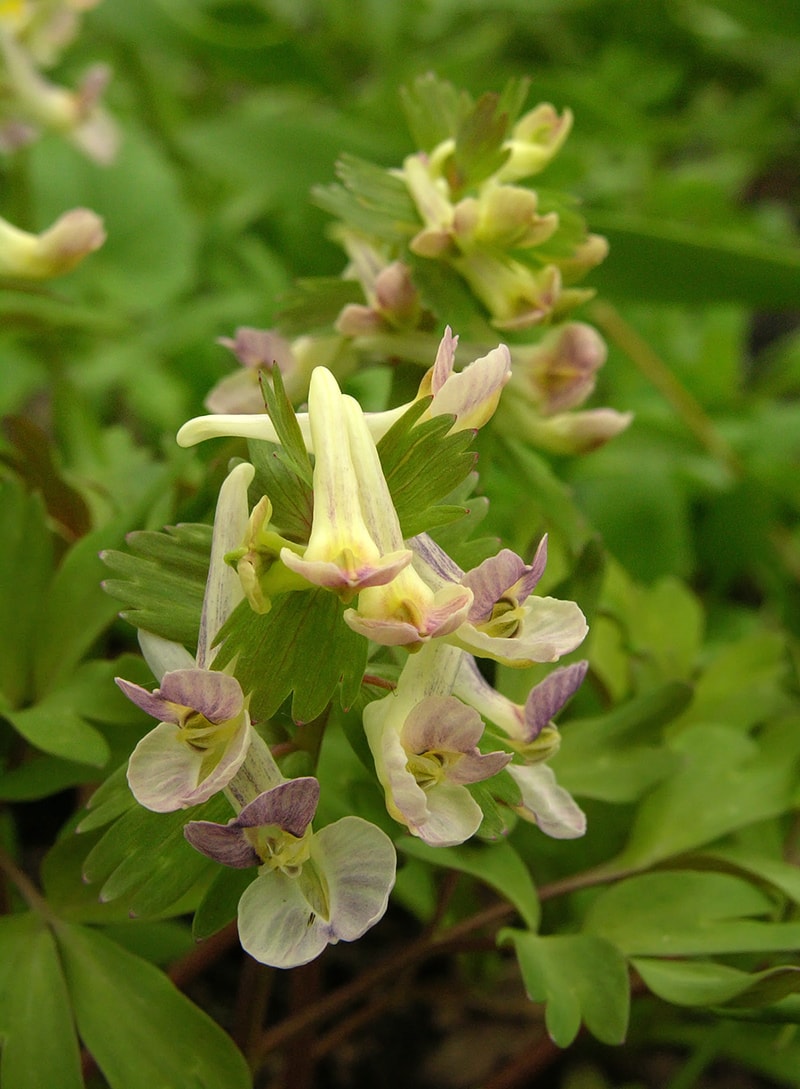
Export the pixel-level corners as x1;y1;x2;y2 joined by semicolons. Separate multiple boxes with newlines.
115;461;256;811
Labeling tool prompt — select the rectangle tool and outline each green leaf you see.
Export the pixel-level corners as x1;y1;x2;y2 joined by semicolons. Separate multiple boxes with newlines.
377;400;477;538
259;365;313;487
693;846;800;906
633;957;800;1010
101;522;212;646
400;73;472;151
451;91;512;194
192;865;255;942
0;914;83;1089
55;922;251;1089
248;439;313;543
81;794;229;918
314;153;420;244
584;870;800;956
499;929;629;1046
590;212;800;308
552;683;690;803
399;838;539;930
214;590;367;723
614;718;800;869
0;479;53;708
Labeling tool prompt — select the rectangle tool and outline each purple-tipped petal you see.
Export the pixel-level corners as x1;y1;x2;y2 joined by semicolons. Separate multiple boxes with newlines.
157;669;244;724
462;538;548;623
280;547;412;594
114;677;181;723
523;660;588;741
184;819;260;868
236;778;320;837
448;748;511;785
401;695;484;756
126;710;251;812
463;549;529;622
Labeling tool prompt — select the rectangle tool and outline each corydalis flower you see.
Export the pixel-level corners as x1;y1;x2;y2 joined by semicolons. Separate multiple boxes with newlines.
115;669;250;813
279;366;412;599
413;534;588;666
177;328;509;449
185;777;396;969
340;392;473;645
455;654;588;747
364;645;509;845
114;462;255;812
453;654;587;839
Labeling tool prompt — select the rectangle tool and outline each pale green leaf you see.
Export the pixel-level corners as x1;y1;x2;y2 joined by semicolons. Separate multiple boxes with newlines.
499;929;629;1046
55;922;251;1089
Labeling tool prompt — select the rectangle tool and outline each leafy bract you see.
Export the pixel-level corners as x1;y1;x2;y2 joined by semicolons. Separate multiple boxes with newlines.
214;590;367;723
80;793;230;918
101;522;212;646
377;399;476;538
499;929;630;1047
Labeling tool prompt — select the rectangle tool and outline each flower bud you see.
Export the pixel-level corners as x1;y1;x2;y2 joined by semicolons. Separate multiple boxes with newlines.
0;207;105;279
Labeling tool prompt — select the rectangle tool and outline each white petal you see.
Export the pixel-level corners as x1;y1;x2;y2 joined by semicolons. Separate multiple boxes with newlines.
238;871;329;969
138;630;194;682
197;461;255;669
413;780;483;847
127;712;251;812
508;763;586;839
312;817;395;941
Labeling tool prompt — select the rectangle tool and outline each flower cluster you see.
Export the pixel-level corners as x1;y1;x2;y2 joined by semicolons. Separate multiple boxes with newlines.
200;76;629;456
117;326;591;969
0;0;117;161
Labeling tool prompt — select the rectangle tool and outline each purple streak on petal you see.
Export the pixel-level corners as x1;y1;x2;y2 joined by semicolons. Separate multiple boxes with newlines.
516;535;548;600
462;549;528;622
402;695;484;756
236;778;320;837
158;669;243;723
410;533;464;584
184;819;260;868
344;611;426;646
431;326;458;393
523;660;589;741
114;677;179;723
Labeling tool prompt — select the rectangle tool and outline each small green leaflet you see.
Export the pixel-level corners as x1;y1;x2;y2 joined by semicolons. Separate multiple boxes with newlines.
377;398;476;538
101;522;212;646
499;929;630;1047
214;590;367;724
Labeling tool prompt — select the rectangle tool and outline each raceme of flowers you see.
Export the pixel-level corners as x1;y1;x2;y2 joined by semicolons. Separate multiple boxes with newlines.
116;329;589;969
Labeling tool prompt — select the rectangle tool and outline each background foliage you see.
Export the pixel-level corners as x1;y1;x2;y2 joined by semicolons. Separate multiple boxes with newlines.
1;1;799;1088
